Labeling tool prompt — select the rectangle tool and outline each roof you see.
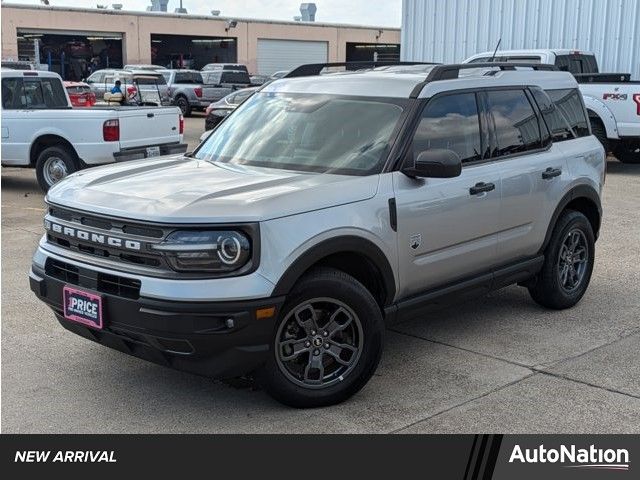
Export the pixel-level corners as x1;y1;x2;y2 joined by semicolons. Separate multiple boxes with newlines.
262;67;578;98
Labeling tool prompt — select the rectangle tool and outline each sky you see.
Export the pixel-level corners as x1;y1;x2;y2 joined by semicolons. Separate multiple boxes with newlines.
8;0;403;27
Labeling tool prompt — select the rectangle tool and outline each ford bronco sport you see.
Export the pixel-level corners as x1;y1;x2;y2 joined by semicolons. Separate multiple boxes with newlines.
30;62;605;407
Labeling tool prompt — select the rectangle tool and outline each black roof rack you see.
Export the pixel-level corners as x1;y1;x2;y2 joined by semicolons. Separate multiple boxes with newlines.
409;62;559;98
284;61;441;78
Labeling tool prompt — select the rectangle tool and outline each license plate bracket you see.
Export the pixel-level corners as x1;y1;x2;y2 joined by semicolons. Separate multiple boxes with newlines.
146;146;161;157
63;286;103;329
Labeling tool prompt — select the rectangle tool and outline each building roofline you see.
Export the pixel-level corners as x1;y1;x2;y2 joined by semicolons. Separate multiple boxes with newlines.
2;3;400;31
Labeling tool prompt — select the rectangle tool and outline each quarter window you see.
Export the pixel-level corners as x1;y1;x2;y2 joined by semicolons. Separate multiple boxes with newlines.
530;87;574;142
546;89;590;137
1;77;67;109
411;93;483;163
486;89;542;157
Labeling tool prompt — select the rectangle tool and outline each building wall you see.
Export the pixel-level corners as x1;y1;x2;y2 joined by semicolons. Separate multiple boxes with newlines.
1;4;400;73
401;0;640;78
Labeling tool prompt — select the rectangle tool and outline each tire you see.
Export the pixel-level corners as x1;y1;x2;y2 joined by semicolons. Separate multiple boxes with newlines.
259;267;384;408
528;210;595;310
613;144;640;164
589;118;609;153
35;146;78;193
175;96;191;117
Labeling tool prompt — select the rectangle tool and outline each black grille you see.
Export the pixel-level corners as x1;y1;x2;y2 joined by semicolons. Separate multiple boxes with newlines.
45;259;141;300
97;273;142;300
46;259;79;284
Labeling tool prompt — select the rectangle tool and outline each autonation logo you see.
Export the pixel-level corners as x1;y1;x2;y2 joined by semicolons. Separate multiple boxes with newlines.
509;444;630;471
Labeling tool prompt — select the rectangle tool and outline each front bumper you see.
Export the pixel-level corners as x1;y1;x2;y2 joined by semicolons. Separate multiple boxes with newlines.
113;142;188;163
30;262;285;379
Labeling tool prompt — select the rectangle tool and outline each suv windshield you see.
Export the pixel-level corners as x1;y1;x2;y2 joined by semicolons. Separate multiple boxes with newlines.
195;93;406;175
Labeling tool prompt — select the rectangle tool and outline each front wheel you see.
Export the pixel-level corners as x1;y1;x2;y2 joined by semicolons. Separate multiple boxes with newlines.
528;210;595;310
35;146;78;192
259;268;384;408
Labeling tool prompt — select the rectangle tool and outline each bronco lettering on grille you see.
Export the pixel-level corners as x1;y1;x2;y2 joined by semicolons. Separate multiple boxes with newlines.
45;220;142;251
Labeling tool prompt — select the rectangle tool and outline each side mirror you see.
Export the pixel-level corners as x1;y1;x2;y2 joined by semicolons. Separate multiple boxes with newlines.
403;149;462;178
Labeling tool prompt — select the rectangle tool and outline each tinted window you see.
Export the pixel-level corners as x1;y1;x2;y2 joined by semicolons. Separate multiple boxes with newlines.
411;93;483;163
530;87;574;142
175;72;203;84
546;89;590;138
555;55;598;74
2;77;67;109
221;71;250;84
487;89;542;156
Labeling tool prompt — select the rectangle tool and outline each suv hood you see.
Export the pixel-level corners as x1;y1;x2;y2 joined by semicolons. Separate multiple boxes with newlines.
47;156;379;223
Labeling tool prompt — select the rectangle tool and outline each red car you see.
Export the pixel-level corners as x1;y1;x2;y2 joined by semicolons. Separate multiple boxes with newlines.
64;81;96;107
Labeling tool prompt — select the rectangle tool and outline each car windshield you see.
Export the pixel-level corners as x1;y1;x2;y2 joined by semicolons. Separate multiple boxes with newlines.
195;92;406;175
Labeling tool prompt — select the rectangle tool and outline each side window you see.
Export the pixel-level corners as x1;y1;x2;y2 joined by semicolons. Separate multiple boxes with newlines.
411;93;483;163
530;87;574;142
546;89;590;138
486;89;542;157
87;71;103;83
2;78;24;109
36;78;68;108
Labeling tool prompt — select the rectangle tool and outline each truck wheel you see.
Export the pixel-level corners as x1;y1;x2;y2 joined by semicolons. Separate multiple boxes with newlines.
175;96;191;117
35;146;78;192
528;210;595;310
589;118;609;153
613;144;640;164
260;268;384;408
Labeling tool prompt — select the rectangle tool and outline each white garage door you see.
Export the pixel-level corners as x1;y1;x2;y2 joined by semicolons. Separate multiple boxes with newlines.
257;39;328;75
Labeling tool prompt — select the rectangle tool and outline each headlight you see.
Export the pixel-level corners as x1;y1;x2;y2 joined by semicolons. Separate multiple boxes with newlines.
153;230;251;273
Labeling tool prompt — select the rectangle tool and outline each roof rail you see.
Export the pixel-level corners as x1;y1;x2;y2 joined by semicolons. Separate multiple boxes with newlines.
284;61;441;78
409;62;559;98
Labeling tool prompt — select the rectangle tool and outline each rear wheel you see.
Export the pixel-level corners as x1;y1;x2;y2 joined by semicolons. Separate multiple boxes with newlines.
175;96;191;117
35;146;78;192
528;210;595;310
589;117;609;153
260;268;384;408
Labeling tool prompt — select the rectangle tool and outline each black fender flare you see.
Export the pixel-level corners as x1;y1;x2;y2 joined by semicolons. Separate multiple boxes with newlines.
272;236;396;306
539;185;602;253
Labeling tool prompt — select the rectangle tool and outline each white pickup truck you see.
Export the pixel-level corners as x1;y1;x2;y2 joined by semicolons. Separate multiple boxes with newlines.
1;69;187;191
464;49;640;163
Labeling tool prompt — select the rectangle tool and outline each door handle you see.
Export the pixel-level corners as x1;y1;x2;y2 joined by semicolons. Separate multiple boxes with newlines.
147;113;155;118
542;167;562;179
469;182;495;195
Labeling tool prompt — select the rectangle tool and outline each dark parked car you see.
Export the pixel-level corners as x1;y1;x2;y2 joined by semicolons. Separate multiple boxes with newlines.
204;87;257;131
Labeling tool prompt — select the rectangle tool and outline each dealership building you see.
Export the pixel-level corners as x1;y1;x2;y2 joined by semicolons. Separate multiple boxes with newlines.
1;2;400;80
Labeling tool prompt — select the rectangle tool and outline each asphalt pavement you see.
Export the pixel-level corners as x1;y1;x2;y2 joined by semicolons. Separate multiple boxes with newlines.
2;116;639;433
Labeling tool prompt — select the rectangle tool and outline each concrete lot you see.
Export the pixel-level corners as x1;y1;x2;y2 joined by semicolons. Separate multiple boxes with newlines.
2;116;639;433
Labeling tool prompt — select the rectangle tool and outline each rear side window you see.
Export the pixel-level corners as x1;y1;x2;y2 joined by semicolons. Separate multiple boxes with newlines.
555;55;598;74
546;89;590;138
2;77;67;109
530;87;574;142
202;72;221;84
221;71;250;84
486;89;542;156
411;93;483;163
175;72;203;84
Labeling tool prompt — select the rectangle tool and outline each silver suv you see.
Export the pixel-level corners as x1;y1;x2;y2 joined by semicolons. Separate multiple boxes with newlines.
30;62;605;407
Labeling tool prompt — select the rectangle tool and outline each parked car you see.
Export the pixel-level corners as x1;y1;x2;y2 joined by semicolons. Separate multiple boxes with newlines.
158;69;206;117
249;74;271;85
63;81;96;107
201;68;253;105
464;49;640;163
204;87;258;131
86;69;170;106
1;69;186;191
29;61;604;407
123;64;165;71
201;63;249;73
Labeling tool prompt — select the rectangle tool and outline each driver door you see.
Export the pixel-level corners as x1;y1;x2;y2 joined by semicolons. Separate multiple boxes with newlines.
393;91;502;299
